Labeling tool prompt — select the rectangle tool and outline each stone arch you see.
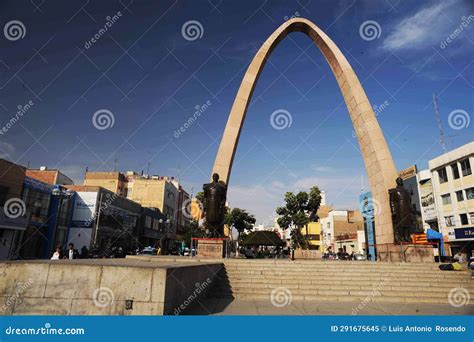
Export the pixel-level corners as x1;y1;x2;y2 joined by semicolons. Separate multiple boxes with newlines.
211;18;398;245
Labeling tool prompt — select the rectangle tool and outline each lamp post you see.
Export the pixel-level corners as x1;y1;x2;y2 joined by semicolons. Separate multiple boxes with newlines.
50;187;74;255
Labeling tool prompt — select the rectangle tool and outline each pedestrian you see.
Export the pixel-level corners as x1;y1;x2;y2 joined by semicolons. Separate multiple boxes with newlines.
453;251;466;263
80;245;89;259
51;246;62;260
65;243;79;260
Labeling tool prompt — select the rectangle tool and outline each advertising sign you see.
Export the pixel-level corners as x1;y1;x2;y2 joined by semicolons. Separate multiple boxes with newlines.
359;191;376;261
71;192;97;228
419;178;436;221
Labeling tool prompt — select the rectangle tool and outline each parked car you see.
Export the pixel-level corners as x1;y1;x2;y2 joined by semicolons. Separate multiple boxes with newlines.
353;253;367;261
139;246;157;255
183;247;196;256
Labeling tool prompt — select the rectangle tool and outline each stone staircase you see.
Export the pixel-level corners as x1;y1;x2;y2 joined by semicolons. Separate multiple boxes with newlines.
210;260;474;305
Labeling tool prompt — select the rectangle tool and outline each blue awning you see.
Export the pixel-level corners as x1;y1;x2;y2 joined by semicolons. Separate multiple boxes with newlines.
426;229;445;256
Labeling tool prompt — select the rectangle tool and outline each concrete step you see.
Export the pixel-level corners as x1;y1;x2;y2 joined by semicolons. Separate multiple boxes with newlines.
210;291;471;304
227;273;470;281
213;281;474;290
213;261;473;305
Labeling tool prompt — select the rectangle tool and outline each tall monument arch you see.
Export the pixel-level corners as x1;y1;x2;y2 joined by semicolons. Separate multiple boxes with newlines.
211;18;398;245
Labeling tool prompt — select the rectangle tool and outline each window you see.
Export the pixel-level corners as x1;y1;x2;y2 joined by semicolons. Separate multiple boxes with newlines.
438;168;448;183
441;193;452;205
460;214;469;225
145;216;152;228
0;185;8;206
451;163;460;179
470;212;474;225
466;187;474;200
445;216;454;227
456;190;464;202
460;158;472;177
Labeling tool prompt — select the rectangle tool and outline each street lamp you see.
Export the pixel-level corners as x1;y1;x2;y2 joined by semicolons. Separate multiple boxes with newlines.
50;187;74;254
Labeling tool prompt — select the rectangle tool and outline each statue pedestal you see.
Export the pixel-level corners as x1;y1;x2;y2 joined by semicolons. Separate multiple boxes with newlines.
196;238;226;258
377;243;435;263
294;249;322;259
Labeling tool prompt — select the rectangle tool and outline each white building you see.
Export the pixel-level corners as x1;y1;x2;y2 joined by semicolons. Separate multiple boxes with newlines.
429;141;474;256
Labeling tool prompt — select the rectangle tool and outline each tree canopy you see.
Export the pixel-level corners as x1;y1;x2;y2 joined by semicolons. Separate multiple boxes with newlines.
276;186;322;249
225;208;256;237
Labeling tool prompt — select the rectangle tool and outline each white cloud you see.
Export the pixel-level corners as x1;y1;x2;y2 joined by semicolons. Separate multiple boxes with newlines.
0;142;15;158
228;174;367;226
311;165;334;172
382;0;460;51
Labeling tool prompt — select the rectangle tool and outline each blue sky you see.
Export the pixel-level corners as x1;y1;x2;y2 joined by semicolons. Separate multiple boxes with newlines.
0;0;473;225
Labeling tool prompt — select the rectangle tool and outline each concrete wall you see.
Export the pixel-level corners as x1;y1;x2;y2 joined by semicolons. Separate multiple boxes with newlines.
0;259;222;316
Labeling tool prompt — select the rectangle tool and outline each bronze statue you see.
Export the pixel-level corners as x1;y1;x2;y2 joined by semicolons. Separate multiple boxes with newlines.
203;173;227;237
389;177;414;243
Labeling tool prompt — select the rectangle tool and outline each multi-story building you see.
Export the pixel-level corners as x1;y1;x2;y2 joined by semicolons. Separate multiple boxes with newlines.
84;171;127;196
65;185;141;253
0;159;29;259
26;166;74;186
83;171;191;237
320;210;364;253
19;177;76;259
429;141;474;256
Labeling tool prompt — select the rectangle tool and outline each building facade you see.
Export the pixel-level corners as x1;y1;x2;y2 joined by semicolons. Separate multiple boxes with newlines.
429;141;474;256
66;185;141;253
0;159;29;259
26;167;74;186
320;210;364;253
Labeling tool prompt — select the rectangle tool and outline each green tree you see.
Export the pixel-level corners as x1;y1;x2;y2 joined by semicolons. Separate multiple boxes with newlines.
195;191;205;204
225;208;256;240
276;186;322;249
183;219;205;246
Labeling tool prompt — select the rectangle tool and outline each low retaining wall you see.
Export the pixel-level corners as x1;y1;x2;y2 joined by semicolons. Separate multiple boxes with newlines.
0;259;223;316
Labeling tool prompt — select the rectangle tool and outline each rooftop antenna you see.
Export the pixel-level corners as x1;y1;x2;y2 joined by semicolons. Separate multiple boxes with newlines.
432;93;447;153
